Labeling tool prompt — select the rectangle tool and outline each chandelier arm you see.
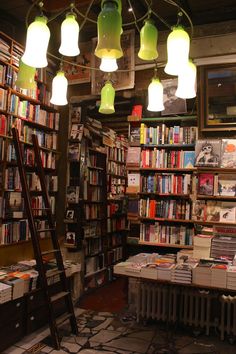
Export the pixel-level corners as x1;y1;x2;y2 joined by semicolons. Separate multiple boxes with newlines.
151;9;172;29
25;0;42;27
74;7;97;24
161;0;194;38
80;0;96;30
127;0;140;32
47;6;71;23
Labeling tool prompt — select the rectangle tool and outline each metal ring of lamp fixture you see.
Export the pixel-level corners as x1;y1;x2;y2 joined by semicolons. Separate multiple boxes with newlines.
20;0;196;111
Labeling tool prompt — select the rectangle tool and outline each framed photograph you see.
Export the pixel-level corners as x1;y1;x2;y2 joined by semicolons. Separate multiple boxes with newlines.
161;78;187;116
63;42;91;84
70;123;84;141
91;29;135;95
65;209;75;220
65;231;76;246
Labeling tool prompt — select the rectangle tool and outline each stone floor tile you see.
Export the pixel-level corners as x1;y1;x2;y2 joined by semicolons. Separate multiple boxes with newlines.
98;312;113;317
75;337;88;347
61;342;81;353
107;337;150;353
127;330;155;341
2;347;26;354
93;316;105;321
50;350;68;354
90;329;121;344
39;345;54;353
93;318;114;331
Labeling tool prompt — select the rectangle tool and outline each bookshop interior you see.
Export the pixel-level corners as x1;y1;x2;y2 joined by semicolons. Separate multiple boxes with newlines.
1;0;236;353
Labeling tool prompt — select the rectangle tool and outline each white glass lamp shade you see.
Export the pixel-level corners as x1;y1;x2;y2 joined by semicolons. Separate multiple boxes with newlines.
99;58;118;72
50;71;68;106
164;25;190;76
147;78;164;112
22;16;50;68
59;13;80;56
176;60;197;99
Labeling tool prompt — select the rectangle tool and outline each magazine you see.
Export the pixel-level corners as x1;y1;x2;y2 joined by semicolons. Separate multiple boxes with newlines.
221;139;236;168
195;139;221;167
198;173;214;195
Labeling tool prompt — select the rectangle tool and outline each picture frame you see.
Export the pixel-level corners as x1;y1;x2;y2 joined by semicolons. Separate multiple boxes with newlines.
161;78;187;116
65;231;76;246
91;29;135;95
63;42;92;85
65;209;75;220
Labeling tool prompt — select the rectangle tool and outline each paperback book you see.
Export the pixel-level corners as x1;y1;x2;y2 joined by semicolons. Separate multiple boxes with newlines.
70;123;84;141
198;173;214;195
217;174;236;196
183;151;195;168
221;139;236;168
195;139;221;167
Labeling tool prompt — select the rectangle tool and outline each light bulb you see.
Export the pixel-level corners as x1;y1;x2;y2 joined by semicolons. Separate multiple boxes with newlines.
164;25;190;76
59;13;80;56
147;78;164;112
22;16;50;68
100;58;118;72
50;71;68;106
176;59;197;99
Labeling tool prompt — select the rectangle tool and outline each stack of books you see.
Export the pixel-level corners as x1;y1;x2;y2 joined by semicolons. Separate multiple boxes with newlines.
211;264;228;288
192;261;213;286
140;264;158;279
157;262;175;281
171;263;196;284
0;282;12;304
211;226;236;260
193;234;213;259
227;266;236;290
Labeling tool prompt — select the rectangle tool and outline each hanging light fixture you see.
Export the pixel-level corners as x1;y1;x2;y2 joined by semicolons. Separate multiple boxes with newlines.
15;59;36;90
100;58;118;72
164;24;190;76
59;12;80;56
99;80;115;114
147;69;164;112
22;15;50;68
138;19;158;61
95;0;123;59
176;59;197;99
50;70;68;105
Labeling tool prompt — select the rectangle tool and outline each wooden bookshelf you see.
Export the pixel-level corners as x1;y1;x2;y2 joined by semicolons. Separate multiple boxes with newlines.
139;241;193;249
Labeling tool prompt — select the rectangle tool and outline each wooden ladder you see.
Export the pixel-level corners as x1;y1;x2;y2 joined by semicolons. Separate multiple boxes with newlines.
11;127;78;350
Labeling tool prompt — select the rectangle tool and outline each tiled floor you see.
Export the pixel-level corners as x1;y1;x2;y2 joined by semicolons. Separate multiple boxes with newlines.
3;307;236;354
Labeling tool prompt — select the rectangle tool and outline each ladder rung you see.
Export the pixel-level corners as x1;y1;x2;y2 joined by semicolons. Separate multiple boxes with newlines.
51;291;69;303
46;269;64;278
56;313;73;326
41;249;60;256
37;228;55;233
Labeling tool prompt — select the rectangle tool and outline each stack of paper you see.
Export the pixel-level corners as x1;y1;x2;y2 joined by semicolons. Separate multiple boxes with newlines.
0;282;12;304
211;264;227;288
140;264;158;280
192;261;213;286
227;266;236;290
193;234;213;259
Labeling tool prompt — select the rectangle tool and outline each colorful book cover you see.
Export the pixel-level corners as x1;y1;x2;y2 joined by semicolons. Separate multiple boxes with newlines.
219;202;236;223
192;200;206;221
195;139;221;167
217;174;236;196
205;201;221;222
221;139;236;168
198;173;214;195
183;151;195;168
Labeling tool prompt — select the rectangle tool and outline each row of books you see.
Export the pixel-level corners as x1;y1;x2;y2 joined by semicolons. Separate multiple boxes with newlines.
139;198;191;220
88;170;103;186
15;126;57;150
0;220;30;245
31;196;55;216
0;88;7;110
197;172;236;197
107;247;123;266
140;222;194;245
85;253;105;275
107;201;127;217
107;176;126;197
141;149;195;169
109;232;123;247
105;144;127;163
84;204;103;220
192;200;236;223
139;173;192;194
107;217;126;233
0;38;10;63
0;137;5;159
83;221;101;238
139;124;198;145
84;237;102;256
107;160;126;176
12;42;24;67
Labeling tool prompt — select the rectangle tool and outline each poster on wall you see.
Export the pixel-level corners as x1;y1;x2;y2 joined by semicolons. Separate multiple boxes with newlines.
63;42;92;84
161;78;187;116
91;29;135;95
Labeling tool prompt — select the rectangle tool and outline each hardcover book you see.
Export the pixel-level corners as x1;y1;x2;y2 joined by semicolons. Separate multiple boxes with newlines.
217;174;236;196
126;146;141;167
221;139;236;168
198;173;214;195
195;139;221;167
183;151;195;168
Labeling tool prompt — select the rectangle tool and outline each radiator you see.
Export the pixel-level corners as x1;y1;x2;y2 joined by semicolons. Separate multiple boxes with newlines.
220;295;236;340
136;282;214;336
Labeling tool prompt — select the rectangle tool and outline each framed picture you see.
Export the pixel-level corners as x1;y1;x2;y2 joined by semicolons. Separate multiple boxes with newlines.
65;231;76;246
63;42;92;84
65;209;75;220
70;123;84;141
91;29;135;95
161;78;187;116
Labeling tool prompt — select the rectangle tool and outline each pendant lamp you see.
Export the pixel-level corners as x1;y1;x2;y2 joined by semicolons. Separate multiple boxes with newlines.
59;13;80;56
95;0;123;59
164;25;190;76
15;60;36;90
138;19;158;61
100;58;118;72
147;77;164;112
99;80;115;114
176;59;196;99
22;16;50;68
50;71;68;106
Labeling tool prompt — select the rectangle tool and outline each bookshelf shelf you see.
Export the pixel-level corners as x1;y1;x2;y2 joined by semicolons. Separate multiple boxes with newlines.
87;166;104;171
140;217;194;223
197;195;236;201
107;172;126;179
138;241;193;249
140;144;195;149
9;112;58;132
139;192;190;198
140;168;196;173
108;158;126;165
128;115;197;123
10;88;40;104
196;167;236;174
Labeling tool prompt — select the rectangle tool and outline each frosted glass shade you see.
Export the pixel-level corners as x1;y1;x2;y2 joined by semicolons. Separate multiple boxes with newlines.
59;13;80;56
138;19;158;61
95;1;123;59
22;16;50;68
15;59;36;89
100;58;118;72
164;25;190;76
147;78;164;112
176;59;197;99
99;81;115;114
50;71;68;106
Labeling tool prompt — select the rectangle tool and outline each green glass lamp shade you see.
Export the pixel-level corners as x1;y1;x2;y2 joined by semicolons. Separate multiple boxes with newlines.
95;1;123;59
99;81;115;114
59;13;80;56
15;59;36;90
22;16;50;68
138;19;158;61
164;25;190;76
